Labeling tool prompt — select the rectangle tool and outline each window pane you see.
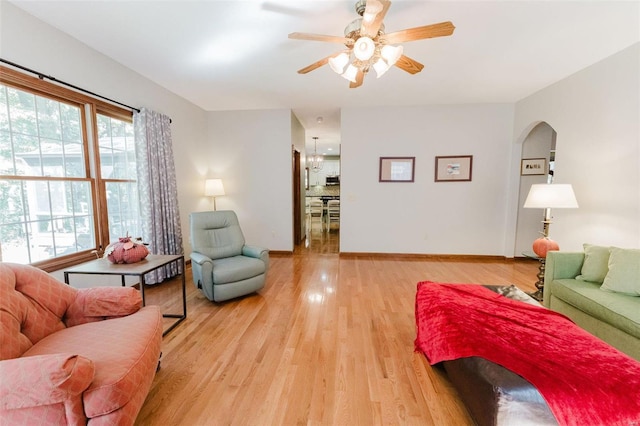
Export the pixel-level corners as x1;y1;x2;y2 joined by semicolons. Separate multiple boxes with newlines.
8;87;38;136
106;181;141;243
0;85;9;132
0;130;13;175
0;178;94;263
1;85;85;179
99;115;136;180
36;96;62;140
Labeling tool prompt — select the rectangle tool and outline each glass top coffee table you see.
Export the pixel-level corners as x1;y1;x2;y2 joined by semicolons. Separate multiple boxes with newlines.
63;254;186;336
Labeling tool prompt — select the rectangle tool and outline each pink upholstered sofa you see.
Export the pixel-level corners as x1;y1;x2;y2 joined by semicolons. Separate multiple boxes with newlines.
0;262;163;425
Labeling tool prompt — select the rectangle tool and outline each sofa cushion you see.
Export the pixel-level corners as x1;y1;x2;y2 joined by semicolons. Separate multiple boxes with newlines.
0;263;76;360
600;247;640;296
22;305;162;418
576;244;610;283
548;279;640;339
212;255;266;284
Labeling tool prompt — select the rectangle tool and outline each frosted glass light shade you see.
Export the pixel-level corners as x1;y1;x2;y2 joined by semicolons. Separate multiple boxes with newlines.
373;58;391;78
329;52;349;74
342;65;359;82
381;44;403;66
363;0;383;22
524;184;578;209
354;37;375;61
204;179;225;197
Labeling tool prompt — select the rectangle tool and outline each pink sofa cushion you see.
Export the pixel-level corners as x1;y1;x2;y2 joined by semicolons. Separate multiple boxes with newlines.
22;305;162;418
65;287;143;327
0;263;76;360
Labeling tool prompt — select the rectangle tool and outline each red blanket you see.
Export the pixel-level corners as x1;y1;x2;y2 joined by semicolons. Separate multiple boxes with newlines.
414;282;640;426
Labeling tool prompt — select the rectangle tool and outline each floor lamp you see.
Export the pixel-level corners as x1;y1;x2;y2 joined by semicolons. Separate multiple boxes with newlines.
523;183;578;301
204;179;225;211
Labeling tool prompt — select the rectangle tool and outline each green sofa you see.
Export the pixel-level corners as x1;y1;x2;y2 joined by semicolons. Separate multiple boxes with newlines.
543;249;640;361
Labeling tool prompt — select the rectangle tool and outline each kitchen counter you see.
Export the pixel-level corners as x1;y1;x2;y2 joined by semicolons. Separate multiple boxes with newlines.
306;185;340;197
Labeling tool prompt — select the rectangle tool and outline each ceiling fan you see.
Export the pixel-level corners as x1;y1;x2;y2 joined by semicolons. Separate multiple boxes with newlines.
288;0;455;88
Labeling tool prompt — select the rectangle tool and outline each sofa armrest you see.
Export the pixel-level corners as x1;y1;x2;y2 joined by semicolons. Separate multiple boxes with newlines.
543;251;585;307
242;245;269;268
65;287;142;327
0;353;94;410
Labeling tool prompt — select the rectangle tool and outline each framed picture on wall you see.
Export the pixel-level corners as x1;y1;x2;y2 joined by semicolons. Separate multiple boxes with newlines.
521;158;546;175
434;155;473;182
379;157;415;182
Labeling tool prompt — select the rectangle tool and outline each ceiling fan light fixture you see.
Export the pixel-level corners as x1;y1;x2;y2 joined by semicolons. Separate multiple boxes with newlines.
354;36;375;61
342;64;359;82
363;0;383;22
373;58;391;78
381;44;403;66
329;52;350;74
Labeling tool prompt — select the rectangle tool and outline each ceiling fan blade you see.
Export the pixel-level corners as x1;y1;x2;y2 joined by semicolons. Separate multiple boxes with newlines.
289;32;354;45
297;52;345;74
380;21;455;44
349;69;365;88
394;55;424;74
360;0;392;38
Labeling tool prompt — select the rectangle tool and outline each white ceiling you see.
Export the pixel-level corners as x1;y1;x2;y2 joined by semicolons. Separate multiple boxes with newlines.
8;1;639;156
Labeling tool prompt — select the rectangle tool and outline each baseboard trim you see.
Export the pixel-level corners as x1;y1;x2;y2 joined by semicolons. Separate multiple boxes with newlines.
270;250;295;256
338;252;509;261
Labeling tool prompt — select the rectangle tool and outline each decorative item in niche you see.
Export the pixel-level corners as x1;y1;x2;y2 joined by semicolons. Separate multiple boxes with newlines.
521;158;546;175
379;157;415;182
105;235;149;264
435;155;473;182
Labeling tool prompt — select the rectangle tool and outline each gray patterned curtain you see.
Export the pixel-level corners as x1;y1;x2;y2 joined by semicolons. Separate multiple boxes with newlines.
134;108;183;284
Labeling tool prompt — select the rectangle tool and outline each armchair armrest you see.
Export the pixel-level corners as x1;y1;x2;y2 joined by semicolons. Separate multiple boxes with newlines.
190;252;214;294
0;354;94;411
242;245;269;268
65;287;142;327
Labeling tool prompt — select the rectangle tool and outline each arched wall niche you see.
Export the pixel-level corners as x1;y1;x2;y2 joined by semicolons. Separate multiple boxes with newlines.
514;121;557;256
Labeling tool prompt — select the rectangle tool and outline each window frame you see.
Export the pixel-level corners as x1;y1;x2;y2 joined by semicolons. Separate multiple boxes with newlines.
0;65;136;271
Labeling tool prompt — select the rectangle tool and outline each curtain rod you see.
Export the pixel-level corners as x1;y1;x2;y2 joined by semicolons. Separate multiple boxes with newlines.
1;57;142;113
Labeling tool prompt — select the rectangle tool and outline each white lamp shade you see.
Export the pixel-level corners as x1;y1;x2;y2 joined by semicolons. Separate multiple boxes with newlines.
341;64;359;82
354;37;375;61
524;184;578;209
381;44;403;66
373;58;391;78
329;52;349;74
204;179;225;197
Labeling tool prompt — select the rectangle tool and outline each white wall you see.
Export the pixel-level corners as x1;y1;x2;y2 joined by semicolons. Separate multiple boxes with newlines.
340;104;515;255
205;109;293;252
512;43;640;251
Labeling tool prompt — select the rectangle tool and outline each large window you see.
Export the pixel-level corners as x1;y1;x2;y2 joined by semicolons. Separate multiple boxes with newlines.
0;67;140;270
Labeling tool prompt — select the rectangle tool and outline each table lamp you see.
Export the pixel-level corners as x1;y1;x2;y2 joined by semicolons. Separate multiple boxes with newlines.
523;183;578;257
204;179;225;211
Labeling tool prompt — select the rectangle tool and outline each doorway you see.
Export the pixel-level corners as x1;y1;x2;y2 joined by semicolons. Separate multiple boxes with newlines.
299;154;340;255
515;122;557;256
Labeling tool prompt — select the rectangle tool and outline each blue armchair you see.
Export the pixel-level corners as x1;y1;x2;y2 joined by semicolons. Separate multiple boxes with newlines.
189;210;269;302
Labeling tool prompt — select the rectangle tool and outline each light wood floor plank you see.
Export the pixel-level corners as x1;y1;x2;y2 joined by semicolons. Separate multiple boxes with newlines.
136;251;539;425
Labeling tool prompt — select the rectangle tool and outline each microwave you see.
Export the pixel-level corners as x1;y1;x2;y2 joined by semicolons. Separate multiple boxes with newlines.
326;176;340;186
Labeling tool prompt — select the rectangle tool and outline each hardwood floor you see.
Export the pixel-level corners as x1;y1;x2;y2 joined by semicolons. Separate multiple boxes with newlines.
138;249;539;425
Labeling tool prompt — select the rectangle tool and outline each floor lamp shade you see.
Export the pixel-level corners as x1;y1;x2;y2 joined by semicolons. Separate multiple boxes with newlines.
523;184;579;209
205;179;225;211
524;183;578;258
204;179;225;197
